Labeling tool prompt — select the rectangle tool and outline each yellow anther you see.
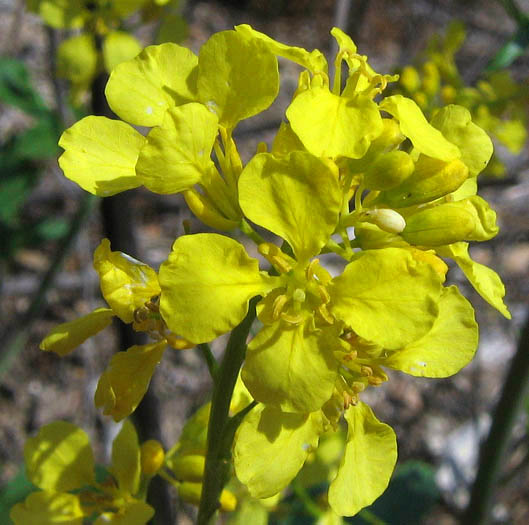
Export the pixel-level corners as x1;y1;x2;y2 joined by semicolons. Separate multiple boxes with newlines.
306;258;320;281
318;284;330;304
280;312;304;325
165;334;195;350
368;375;385;386
272;294;289;321
343;391;356;409
360;365;373;377
317;304;334;325
258;243;294;274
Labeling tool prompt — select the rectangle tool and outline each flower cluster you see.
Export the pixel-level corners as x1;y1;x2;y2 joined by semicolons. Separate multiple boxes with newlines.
394;21;528;177
31;24;509;519
26;0;177;102
10;420;162;524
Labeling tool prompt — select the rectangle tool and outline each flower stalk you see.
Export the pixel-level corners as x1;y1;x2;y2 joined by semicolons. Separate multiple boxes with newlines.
197;297;259;525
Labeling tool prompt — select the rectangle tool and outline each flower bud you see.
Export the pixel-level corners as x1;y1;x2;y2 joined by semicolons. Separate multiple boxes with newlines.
377;156;468;208
184;189;239;231
178;482;237;512
369;118;405;154
171;454;205;482
422;62;440;96
406;248;448;282
400;65;421;93
363;150;415;190
140;439;165;476
401;203;475;246
362;209;406;234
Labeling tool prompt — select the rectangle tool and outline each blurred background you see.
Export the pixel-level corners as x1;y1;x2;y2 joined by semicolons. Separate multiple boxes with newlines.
0;0;528;523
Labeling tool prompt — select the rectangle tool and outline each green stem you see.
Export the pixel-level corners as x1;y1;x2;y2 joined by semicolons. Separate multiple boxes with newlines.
198;343;219;382
497;0;526;25
196;297;259;525
291;481;323;519
240;219;266;245
463;312;529;524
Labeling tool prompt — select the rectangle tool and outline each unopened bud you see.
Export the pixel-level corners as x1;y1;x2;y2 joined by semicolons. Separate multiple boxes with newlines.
140;440;165;476
364;150;415;190
184;189;239;231
178;482;237;512
402;203;476;246
362;208;406;234
402;195;498;246
171;454;205;482
422;62;440;96
399;65;421;93
406;248;448;282
377;156;468;208
369;118;405;154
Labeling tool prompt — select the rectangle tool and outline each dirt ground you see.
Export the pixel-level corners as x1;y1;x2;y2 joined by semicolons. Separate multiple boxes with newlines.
1;0;528;523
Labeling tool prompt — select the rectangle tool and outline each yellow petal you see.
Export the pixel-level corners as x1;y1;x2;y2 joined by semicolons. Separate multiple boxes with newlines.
329;248;441;350
159;234;277;343
40;308;114;356
111;420;141;495
384;286;478;377
94;342;166;421
94;500;154;525
287;88;382;159
380;95;460;161
197;30;279;129
234;405;322;498
11;491;84;525
58;116;144;196
243;323;339;413
438;242;511;318
235;24;328;74
57;34;97;86
105;43;198;126
328;402;397;516
24;421;95;492
136;103;218;194
93;238;160;324
102;31;142;73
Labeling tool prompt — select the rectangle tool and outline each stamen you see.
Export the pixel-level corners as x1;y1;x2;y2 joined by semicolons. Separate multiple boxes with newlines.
272;294;289;321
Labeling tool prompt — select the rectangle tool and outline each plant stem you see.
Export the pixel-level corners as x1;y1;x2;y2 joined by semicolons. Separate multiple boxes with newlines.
198;343;219;382
463;312;529;524
197;297;259;525
497;0;526;25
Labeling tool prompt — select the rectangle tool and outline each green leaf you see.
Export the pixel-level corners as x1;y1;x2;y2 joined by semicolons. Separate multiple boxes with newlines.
12;114;62;160
0;58;49;116
487;21;529;71
0;468;36;525
0;169;37;226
